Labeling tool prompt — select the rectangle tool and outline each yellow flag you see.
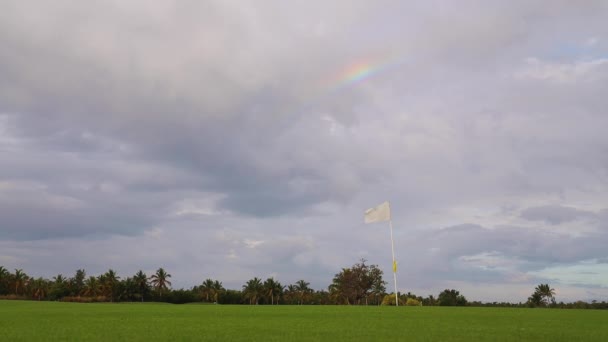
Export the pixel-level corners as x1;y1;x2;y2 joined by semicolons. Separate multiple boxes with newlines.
392;260;397;273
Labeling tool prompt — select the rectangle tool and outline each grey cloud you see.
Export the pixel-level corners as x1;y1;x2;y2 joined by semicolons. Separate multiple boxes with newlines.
521;205;597;225
1;0;608;300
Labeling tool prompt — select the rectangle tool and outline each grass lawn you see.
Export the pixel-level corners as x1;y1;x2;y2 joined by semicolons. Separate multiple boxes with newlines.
1;300;607;341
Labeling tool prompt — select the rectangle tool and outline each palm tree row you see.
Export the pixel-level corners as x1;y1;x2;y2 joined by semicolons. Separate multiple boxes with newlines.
0;266;171;302
0;265;330;305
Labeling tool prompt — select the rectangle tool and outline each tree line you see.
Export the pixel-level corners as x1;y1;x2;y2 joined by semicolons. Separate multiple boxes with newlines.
1;263;606;309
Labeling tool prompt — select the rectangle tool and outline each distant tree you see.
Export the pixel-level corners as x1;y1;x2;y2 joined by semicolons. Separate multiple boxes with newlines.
150;268;172;298
528;284;555;307
295;280;313;305
133;270;149;302
119;277;140;302
283;284;298;304
243;277;263;305
263;278;283;305
49;274;70;300
70;269;86;297
83;276;101;297
103;269;120;302
423;294;438;306
13;269;29;296
330;259;385;305
0;266;9;295
438;289;467;306
30;277;49;301
212;280;224;303
200;279;215;302
370;274;387;306
528;292;543;307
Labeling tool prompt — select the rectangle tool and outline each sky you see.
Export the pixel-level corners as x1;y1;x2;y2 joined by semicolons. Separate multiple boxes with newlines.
1;0;608;303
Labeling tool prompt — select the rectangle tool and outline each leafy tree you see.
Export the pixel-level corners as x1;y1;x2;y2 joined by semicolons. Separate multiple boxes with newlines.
150;268;172;298
330;259;385;305
422;294;438;306
438;289;467;306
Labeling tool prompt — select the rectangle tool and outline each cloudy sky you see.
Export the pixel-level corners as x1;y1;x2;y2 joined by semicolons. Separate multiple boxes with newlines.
1;0;608;302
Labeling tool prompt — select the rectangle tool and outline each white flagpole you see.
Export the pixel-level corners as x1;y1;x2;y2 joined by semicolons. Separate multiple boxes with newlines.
389;219;398;306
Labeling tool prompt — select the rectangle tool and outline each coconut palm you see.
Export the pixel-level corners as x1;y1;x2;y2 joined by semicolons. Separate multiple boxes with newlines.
263;278;283;305
31;277;49;300
71;269;86;297
212;280;224;303
103;269;120;302
133;270;149;302
82;276;101;297
200;279;215;302
0;266;9;295
150;268;172;298
533;283;556;306
284;284;298;304
13;269;28;295
242;277;263;305
295;280;312;305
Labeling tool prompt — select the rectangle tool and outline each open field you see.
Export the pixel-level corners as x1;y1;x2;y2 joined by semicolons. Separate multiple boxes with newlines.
1;301;607;341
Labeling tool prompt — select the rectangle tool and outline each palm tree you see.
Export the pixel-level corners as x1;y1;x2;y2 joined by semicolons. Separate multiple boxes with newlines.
30;277;49;301
242;277;263;305
13;269;28;295
150;268;172;298
200;279;215;302
534;283;556;306
50;274;69;299
71;269;86;297
0;266;9;295
263;278;283;305
284;284;298;304
133;270;149;302
103;269;120;302
82;276;101;297
295;280;312;305
212;280;224;303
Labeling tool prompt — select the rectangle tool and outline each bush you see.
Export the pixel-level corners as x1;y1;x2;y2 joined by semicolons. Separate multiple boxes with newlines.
381;294;403;306
405;298;421;306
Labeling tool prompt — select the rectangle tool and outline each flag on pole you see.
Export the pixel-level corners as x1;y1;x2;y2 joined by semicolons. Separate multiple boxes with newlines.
393;260;397;273
364;201;391;223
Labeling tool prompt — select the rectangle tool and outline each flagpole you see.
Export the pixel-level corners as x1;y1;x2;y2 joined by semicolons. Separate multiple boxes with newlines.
389;219;398;306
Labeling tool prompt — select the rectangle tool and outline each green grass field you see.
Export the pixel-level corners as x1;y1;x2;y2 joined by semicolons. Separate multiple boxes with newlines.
1;301;607;341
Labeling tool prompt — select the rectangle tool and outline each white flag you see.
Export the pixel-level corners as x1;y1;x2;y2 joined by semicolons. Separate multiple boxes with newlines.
364;201;391;223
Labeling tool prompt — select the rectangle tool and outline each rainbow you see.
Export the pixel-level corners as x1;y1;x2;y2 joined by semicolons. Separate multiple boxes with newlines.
324;54;404;92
